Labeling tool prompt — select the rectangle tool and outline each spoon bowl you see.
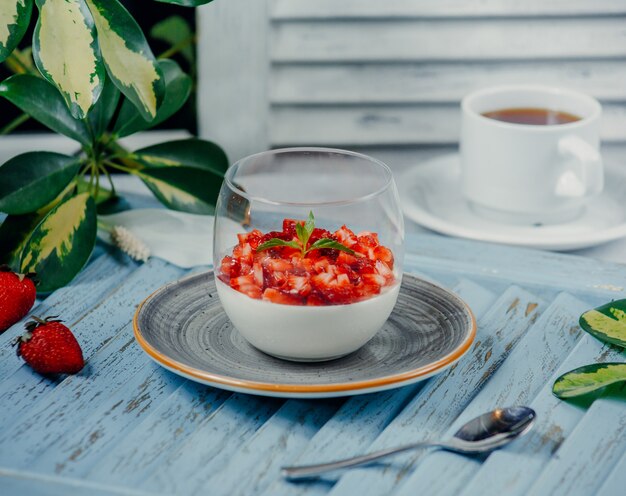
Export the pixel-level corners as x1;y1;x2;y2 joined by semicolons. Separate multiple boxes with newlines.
282;406;536;480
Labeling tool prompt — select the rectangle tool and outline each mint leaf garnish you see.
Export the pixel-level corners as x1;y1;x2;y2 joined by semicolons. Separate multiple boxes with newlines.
256;239;301;252
256;211;355;257
308;238;356;255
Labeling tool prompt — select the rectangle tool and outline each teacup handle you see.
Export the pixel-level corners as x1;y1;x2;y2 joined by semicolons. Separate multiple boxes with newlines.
555;135;603;198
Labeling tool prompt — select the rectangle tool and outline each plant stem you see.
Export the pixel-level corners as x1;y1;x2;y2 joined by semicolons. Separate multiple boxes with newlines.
98;162;116;195
0;113;29;135
4;53;30;74
157;35;196;60
103;160;140;175
102;138;144;171
97;219;113;233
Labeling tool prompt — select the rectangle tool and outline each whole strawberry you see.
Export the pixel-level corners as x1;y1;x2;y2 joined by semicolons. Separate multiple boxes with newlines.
0;265;36;332
16;317;84;375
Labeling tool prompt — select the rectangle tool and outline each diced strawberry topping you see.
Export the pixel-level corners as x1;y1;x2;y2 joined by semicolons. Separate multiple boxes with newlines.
218;217;396;305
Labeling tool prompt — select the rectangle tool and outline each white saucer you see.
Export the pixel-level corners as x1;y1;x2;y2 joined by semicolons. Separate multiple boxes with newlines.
399;154;626;251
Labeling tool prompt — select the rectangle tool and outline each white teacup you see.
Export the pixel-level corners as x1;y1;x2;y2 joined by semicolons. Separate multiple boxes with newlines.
460;85;603;225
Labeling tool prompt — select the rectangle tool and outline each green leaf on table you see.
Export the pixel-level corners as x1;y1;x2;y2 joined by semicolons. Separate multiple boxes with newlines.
85;0;164;120
112;59;191;137
88;73;120;137
0;152;80;215
132;138;228;175
0;74;91;145
0;0;33;63
151;16;194;64
580;299;626;348
153;0;214;6
32;0;104;119
139;166;222;214
20;192;97;292
553;362;626;399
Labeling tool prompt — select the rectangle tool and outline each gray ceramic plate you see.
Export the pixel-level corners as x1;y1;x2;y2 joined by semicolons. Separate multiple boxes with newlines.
134;271;476;398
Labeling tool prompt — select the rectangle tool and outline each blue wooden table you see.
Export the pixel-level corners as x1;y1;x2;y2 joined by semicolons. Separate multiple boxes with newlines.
0;230;625;496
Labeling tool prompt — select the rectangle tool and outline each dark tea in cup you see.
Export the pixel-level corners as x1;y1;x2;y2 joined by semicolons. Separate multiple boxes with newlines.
482;107;581;126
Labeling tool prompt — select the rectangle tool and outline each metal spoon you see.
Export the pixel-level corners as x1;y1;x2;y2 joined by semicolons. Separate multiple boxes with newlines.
281;406;536;480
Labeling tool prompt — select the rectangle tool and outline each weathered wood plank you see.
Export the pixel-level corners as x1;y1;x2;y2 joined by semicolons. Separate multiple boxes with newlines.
261;279;497;496
326;286;544;496
596;449;626;496
456;335;626;496
404;232;626;302
269;103;626;146
0;260;185;466
200;399;340;496
197;0;271;162
272;0;626;19
86;382;231;486
0;252;138;378
393;292;589;496
139;394;283;494
526;393;626;496
271;61;626;104
30;362;185;477
272;19;626;62
0;468;155;496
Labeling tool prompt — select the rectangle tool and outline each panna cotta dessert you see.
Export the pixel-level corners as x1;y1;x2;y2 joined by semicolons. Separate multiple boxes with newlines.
215;212;400;361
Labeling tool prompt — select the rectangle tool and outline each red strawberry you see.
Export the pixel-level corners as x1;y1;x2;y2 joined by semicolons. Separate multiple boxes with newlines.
16;317;84;375
0;266;36;332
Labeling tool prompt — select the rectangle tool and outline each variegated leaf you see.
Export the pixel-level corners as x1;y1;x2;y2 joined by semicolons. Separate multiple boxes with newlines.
0;151;80;214
553;362;626;399
86;0;164;120
132;139;228;176
580;299;626;348
0;213;43;270
33;0;104;119
113;59;191;137
0;0;33;63
21;192;97;292
0;74;91;145
154;0;214;6
139;167;221;214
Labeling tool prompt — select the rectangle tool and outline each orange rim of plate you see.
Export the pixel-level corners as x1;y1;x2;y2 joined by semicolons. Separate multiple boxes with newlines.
133;279;477;394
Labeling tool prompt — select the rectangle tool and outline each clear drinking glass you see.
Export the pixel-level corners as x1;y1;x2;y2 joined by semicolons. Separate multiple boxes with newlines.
213;147;404;361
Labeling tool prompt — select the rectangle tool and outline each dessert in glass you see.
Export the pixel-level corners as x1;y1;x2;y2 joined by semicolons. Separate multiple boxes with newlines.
213;148;404;361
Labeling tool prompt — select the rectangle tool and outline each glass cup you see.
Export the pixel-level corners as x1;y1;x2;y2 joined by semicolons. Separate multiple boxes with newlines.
213;147;404;361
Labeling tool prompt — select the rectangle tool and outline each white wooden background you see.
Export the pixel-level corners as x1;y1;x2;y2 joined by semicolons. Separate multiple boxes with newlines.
197;0;626;171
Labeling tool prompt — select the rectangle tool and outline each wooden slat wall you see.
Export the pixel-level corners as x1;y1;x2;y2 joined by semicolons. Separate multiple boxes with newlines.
198;0;626;165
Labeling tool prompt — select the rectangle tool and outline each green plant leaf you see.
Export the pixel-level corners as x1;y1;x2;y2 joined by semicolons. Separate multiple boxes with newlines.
0;213;42;269
20;192;97;292
308;238;356;255
580;299;626;348
0;0;33;63
88;72;120;137
0;152;80;215
131;138;228;175
0;74;91;145
0;180;77;269
139;166;222;214
32;0;104;119
112;59;191;137
153;0;214;6
85;0;164;120
150;16;194;64
553;362;626;399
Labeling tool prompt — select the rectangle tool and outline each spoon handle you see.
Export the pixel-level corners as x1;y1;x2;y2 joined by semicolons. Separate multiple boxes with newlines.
281;442;440;480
